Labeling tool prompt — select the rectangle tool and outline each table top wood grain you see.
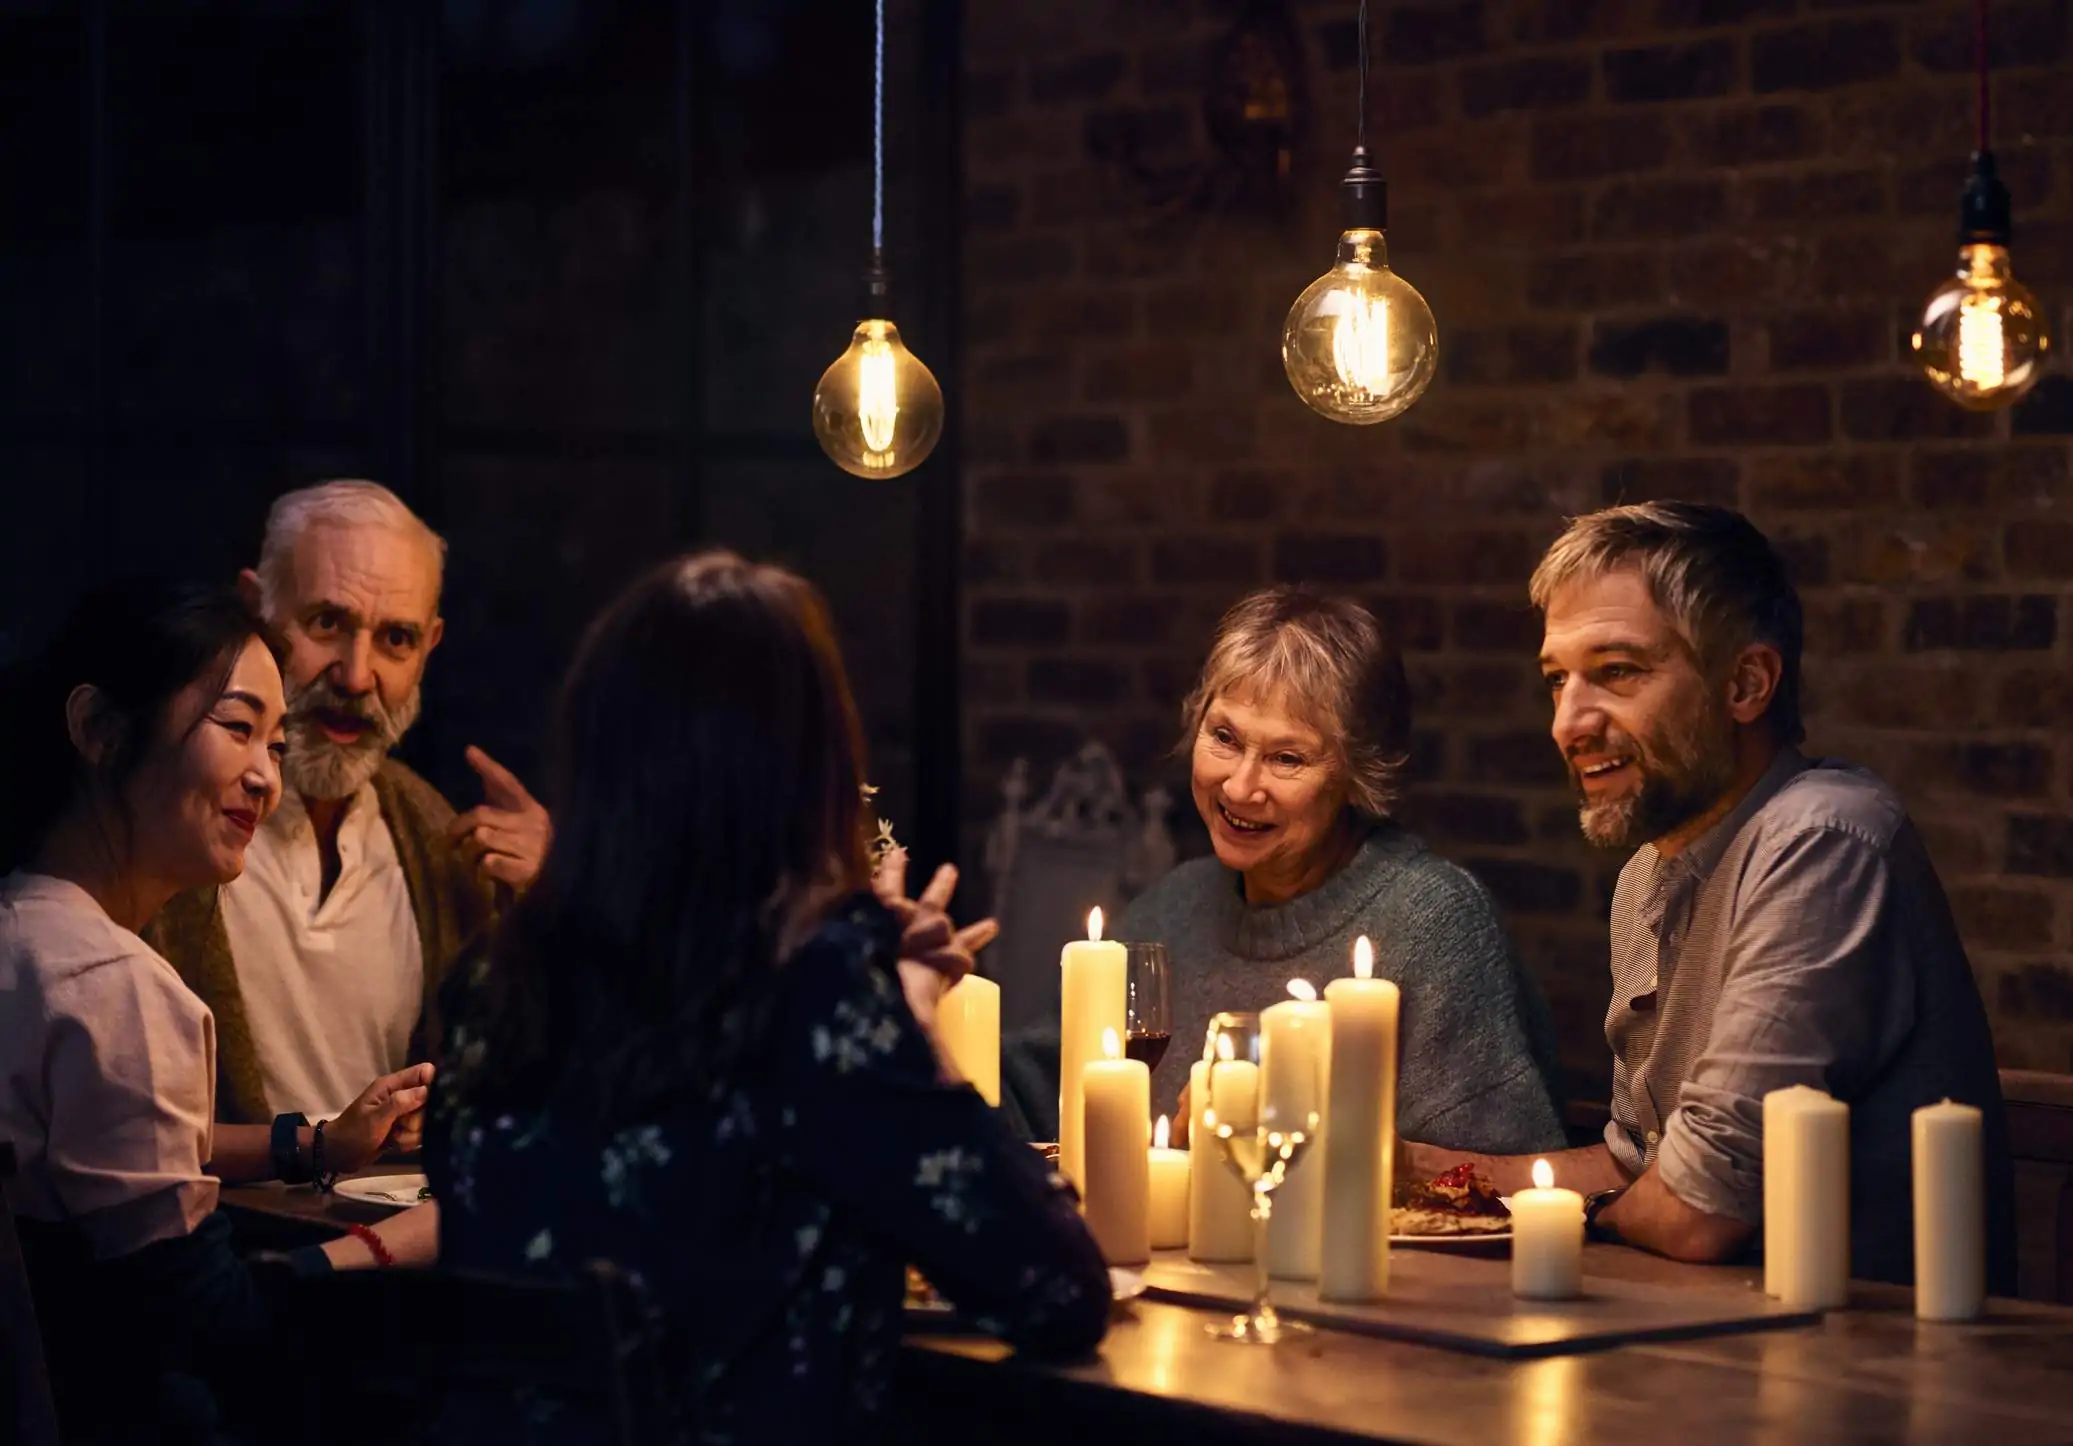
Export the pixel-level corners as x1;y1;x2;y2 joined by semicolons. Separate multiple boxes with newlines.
221;1179;2073;1444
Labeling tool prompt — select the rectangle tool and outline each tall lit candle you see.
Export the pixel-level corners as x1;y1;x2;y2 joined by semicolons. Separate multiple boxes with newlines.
935;974;1000;1106
1188;1056;1254;1261
1261;978;1330;1281
1779;1092;1850;1311
1321;935;1399;1302
1148;1114;1190;1250
1082;1028;1151;1265
1509;1158;1584;1300
1762;1084;1825;1298
1059;908;1126;1194
1913;1098;1985;1322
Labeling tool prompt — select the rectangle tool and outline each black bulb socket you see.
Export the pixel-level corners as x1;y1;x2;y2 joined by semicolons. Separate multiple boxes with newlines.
1957;151;2013;247
859;255;896;318
1339;146;1389;233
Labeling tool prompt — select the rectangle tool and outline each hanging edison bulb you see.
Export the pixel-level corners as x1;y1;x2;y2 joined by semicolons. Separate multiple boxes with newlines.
813;298;943;478
1911;157;2051;410
1281;0;1436;426
1283;160;1438;425
811;0;944;479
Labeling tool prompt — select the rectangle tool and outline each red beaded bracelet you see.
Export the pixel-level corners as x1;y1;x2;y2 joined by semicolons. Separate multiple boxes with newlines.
345;1223;395;1269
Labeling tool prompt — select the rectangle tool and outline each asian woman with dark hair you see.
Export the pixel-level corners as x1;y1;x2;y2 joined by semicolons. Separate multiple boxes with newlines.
0;578;436;1443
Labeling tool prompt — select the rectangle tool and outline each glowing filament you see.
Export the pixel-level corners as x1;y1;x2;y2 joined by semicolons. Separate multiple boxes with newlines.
1532;1158;1554;1190
857;337;901;457
1353;935;1374;980
1330;293;1391;394
1957;296;2006;391
1287;978;1317;1002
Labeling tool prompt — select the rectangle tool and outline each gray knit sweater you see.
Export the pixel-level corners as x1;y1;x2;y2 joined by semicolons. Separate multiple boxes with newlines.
1118;824;1567;1155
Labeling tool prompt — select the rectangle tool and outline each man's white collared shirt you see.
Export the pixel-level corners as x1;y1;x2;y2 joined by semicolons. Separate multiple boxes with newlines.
220;783;424;1121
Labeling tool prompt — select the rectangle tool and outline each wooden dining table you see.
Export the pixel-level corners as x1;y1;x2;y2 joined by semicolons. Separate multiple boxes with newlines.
221;1167;2073;1445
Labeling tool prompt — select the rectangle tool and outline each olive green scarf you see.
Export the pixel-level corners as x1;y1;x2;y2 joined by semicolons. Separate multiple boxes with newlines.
146;758;501;1123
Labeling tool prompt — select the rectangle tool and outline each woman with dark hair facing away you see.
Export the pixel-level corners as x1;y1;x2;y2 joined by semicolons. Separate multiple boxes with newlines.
428;552;1110;1442
0;579;439;1444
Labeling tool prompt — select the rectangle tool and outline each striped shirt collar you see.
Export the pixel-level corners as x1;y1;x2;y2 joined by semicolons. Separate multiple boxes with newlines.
1641;746;1811;896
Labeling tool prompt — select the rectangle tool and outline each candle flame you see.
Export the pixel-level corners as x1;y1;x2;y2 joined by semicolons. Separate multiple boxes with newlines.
1102;1027;1121;1060
1154;1115;1170;1149
1287;978;1318;1002
1532;1158;1553;1190
1215;1034;1235;1062
1088;906;1104;943
1354;935;1374;980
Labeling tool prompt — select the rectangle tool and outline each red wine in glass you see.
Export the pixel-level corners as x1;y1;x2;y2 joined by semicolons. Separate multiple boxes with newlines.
1124;1030;1171;1072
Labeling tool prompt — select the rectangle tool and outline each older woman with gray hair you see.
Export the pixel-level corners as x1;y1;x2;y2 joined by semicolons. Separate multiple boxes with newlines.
1121;586;1565;1155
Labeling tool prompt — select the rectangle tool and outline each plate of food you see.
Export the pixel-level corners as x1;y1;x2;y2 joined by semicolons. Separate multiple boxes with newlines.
1388;1162;1512;1246
331;1173;432;1208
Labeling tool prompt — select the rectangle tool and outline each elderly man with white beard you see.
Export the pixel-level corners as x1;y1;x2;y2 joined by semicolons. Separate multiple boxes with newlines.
150;480;551;1129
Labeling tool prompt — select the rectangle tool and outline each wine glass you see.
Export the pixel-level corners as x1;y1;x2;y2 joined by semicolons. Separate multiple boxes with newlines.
1200;1011;1322;1344
1124;942;1171;1075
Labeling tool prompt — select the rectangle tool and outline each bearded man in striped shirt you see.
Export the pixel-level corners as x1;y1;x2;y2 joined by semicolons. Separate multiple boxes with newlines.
1407;501;2014;1290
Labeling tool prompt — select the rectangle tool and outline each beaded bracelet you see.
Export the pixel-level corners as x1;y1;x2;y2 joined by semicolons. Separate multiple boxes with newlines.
345;1222;394;1268
312;1118;338;1194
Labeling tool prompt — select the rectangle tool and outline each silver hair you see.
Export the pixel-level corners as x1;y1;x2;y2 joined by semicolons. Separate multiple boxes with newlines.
255;480;447;619
1178;586;1413;819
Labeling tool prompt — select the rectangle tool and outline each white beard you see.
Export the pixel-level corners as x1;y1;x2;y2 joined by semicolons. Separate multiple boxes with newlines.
281;677;424;802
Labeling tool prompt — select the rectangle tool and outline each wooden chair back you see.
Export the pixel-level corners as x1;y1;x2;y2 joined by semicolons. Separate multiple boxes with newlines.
0;1143;62;1446
2001;1069;2073;1305
263;1255;667;1443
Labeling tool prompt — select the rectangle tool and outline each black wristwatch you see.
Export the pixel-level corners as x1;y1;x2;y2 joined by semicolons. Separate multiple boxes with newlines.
1583;1187;1625;1243
270;1112;310;1184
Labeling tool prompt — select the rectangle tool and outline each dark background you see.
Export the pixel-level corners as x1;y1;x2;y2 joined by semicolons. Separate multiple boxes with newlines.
0;0;963;871
4;0;2073;1102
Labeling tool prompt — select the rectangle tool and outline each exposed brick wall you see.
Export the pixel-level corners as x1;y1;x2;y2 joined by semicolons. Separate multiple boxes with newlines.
960;0;2073;1092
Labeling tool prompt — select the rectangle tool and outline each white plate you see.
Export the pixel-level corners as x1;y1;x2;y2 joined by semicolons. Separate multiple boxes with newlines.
1108;1266;1146;1302
331;1173;431;1207
1388;1230;1511;1248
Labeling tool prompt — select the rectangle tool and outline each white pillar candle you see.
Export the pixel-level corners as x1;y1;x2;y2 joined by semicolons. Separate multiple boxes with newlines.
1082;1028;1151;1265
935;974;1000;1106
1188;1058;1254;1261
1509;1158;1584;1300
1261;980;1330;1281
1762;1084;1825;1298
1059;908;1126;1194
1779;1092;1850;1311
1321;936;1399;1302
1148;1115;1190;1250
1913;1098;1985;1322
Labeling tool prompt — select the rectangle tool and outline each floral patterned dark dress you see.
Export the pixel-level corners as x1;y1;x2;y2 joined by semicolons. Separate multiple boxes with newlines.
425;895;1110;1443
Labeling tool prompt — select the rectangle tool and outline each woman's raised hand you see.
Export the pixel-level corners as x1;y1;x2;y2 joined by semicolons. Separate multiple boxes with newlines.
873;850;1000;1024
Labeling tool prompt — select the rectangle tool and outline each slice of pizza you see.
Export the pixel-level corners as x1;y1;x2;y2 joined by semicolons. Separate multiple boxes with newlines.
1390;1162;1511;1236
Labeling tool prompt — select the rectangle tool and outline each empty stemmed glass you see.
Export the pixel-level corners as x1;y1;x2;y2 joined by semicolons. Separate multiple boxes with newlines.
1124;942;1171;1074
1200;1010;1323;1344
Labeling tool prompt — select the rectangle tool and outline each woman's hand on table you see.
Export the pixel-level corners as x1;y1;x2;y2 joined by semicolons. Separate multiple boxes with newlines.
325;1063;437;1172
320;1200;440;1271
